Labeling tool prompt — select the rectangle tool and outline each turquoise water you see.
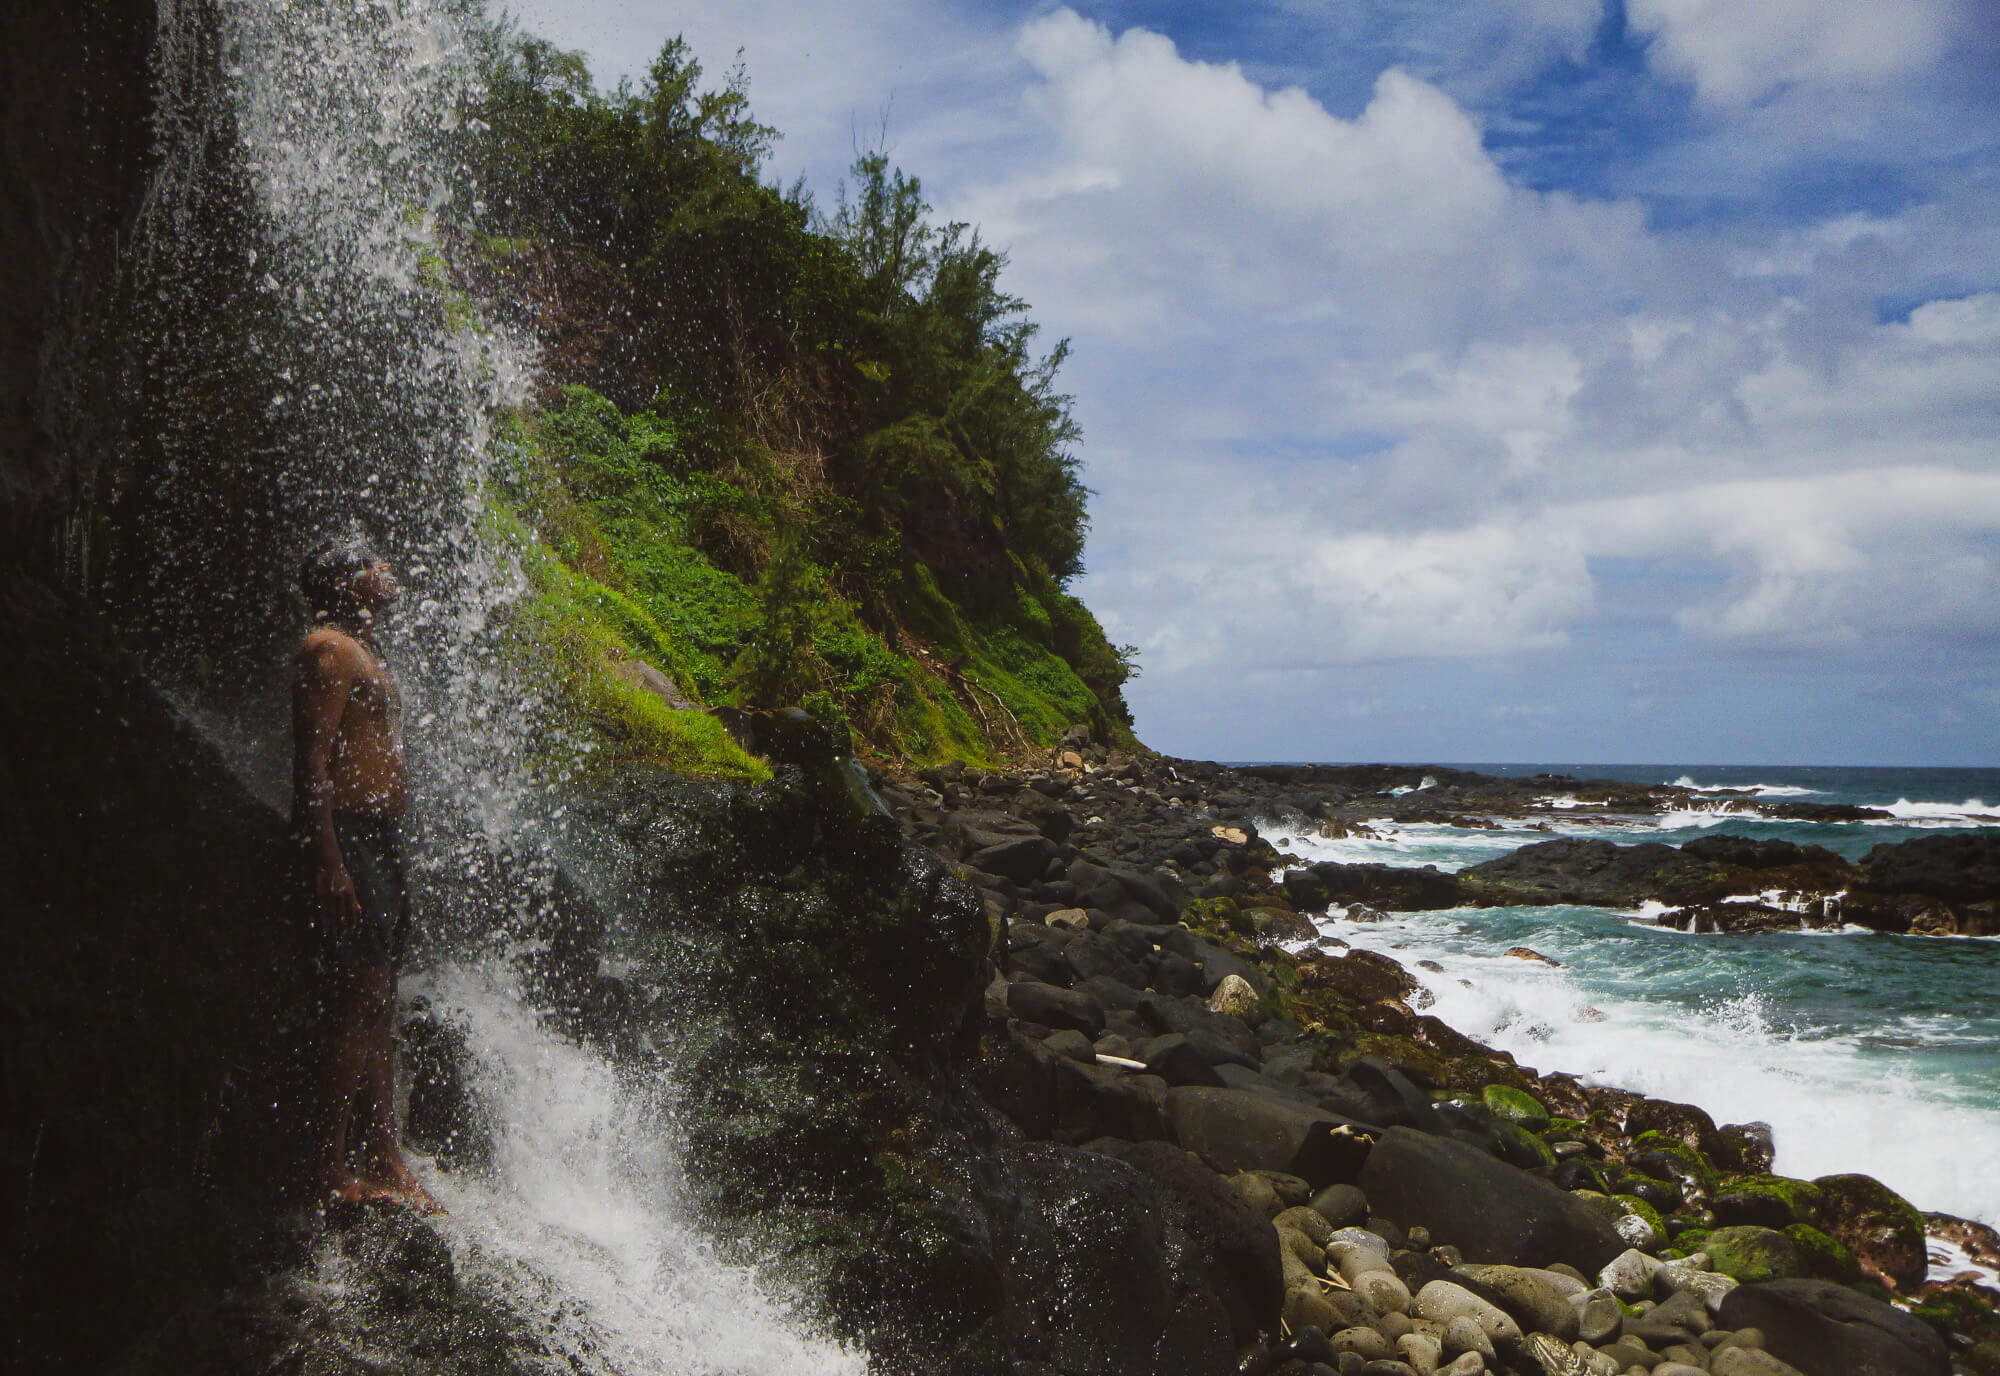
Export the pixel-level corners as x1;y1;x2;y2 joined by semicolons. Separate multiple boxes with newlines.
1263;765;2000;1228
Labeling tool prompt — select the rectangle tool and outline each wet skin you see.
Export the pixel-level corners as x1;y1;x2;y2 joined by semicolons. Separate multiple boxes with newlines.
293;558;440;1214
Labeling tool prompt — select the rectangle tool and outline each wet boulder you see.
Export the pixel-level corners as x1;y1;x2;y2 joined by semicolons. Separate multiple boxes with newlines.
1810;1173;1926;1292
1358;1126;1626;1272
1717;1278;1949;1376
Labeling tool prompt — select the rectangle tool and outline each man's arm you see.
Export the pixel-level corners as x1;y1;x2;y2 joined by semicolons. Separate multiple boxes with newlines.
294;636;360;930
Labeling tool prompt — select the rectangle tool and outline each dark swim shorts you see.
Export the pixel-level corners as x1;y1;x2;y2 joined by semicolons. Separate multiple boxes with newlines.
329;811;413;969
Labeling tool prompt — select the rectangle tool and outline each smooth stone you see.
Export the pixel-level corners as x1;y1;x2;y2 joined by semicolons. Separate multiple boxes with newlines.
1398;1331;1443;1374
1438;1354;1488;1376
1280;1223;1328;1273
1440;1314;1497;1360
1332;1326;1393;1361
1520;1332;1591;1375
1359;1363;1420;1376
1453;1263;1580;1343
1229;1171;1284;1219
1042;1027;1097;1062
1708;1349;1804;1376
1332;1226;1392;1256
1314;1182;1371;1229
1575;1288;1624;1344
1376;1311;1414;1340
1658;1342;1711;1369
1278;1204;1336;1246
1655;1366;1709;1376
1354;1269;1414;1317
1332;1239;1400;1280
1658;1264;1737;1314
1600;1248;1663;1299
1533;1267;1589;1300
1597;1336;1654;1371
1208;971;1261;1018
1630;1290;1712;1346
1415;1281;1522;1348
1712;1328;1765;1351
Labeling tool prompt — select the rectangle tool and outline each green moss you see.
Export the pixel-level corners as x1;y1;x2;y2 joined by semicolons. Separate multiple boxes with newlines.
1628;1131;1720;1194
1717;1173;1825;1226
1482;1084;1551;1130
1665;1227;1710;1259
1611;1194;1667;1247
1704;1225;1808;1284
1785;1224;1862;1282
1490;1118;1558;1172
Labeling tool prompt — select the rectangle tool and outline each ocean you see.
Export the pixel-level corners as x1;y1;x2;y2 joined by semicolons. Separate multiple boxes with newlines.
1248;764;2000;1233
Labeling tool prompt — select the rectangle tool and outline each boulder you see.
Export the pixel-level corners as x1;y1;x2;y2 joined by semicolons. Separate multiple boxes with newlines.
1704;1226;1808;1284
993;1143;1243;1374
1095;1139;1286;1344
1006;980;1105;1037
1208;973;1261;1019
1053;1059;1171;1145
1450;1264;1580;1343
1297;950;1419;1005
1307;861;1464;911
1165;1086;1380;1187
1856;832;2000;903
1412;1280;1522;1348
1810;1174;1925;1292
1717;1278;1949;1376
968;834;1060;885
1358;1127;1626;1272
1142;1033;1229;1089
1067;860;1182;925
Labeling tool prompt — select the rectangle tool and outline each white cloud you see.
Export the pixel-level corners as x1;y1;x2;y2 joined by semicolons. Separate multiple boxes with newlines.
1626;0;1960;107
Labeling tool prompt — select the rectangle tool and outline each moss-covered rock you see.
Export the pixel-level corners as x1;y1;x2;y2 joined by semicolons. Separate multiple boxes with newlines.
1713;1173;1824;1228
1784;1223;1862;1282
1703;1225;1808;1283
1482;1084;1551;1130
1626;1131;1719;1195
1663;1226;1709;1260
1813;1172;1927;1292
1489;1118;1558;1172
1579;1192;1665;1251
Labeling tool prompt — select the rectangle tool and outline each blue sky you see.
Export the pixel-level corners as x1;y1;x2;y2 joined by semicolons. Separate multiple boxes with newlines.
494;0;2000;765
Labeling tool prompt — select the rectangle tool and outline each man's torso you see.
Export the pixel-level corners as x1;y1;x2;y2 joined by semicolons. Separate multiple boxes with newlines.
306;626;409;818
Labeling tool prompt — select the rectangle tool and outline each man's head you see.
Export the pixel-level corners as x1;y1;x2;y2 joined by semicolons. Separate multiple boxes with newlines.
301;539;395;622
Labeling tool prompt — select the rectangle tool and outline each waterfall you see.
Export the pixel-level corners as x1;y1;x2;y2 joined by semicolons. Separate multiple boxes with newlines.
125;0;870;1368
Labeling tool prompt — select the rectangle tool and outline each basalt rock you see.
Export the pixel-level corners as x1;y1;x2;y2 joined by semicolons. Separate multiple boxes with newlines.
1717;1278;1950;1376
1358;1127;1626;1273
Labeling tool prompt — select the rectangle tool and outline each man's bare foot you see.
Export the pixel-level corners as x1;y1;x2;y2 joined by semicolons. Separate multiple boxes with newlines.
367;1160;445;1216
320;1173;401;1210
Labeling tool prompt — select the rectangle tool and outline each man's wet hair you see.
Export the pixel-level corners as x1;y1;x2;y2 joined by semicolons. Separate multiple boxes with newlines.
300;539;381;620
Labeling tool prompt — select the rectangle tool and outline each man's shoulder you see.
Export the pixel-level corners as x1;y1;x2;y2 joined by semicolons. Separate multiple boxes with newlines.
300;627;369;672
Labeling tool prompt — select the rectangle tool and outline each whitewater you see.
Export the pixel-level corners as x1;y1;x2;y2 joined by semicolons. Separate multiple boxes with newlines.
1260;763;2000;1232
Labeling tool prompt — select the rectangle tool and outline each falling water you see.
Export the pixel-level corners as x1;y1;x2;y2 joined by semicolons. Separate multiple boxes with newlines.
120;0;869;1368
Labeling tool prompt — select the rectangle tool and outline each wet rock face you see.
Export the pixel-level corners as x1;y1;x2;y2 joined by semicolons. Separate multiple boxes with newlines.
2;577;324;1372
0;0;159;552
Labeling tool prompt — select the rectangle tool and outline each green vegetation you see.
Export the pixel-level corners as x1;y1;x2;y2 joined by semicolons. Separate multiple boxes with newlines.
443;21;1137;770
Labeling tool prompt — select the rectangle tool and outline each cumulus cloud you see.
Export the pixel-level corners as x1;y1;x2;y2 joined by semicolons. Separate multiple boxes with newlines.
1626;0;1961;106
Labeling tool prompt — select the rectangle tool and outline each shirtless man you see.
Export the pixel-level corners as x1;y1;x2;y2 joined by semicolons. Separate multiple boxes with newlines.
294;542;440;1213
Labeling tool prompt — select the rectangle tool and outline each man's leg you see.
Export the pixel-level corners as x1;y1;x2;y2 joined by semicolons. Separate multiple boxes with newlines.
354;968;442;1213
315;962;395;1203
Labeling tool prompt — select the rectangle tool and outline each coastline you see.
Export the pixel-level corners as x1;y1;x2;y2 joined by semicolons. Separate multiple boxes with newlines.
884;741;2000;1366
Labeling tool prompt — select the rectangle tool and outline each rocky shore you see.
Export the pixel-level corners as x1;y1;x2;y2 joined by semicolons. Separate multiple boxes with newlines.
872;738;2000;1375
937;753;1999;937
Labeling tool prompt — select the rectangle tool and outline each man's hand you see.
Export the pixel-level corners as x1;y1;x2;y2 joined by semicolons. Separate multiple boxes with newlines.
317;860;363;934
